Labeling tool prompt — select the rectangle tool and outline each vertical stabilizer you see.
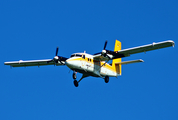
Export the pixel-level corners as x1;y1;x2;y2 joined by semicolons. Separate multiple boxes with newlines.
112;40;122;75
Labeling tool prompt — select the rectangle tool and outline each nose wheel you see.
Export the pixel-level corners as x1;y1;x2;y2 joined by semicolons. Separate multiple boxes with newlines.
73;80;79;87
72;72;78;87
72;74;88;87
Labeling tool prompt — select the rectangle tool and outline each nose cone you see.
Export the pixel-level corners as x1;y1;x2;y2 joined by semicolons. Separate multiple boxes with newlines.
65;59;71;67
65;59;80;69
65;59;77;69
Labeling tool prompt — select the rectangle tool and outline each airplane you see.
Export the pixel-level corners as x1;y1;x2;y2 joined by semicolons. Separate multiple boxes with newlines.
4;40;175;87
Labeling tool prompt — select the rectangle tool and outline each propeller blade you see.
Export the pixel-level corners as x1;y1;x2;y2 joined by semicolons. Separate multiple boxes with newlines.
103;41;108;50
55;47;59;56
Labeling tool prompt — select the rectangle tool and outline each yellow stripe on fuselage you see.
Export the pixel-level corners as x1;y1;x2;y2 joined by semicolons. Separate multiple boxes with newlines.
68;57;116;73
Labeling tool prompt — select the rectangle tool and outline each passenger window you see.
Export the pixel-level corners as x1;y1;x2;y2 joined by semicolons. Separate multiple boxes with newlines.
82;55;85;59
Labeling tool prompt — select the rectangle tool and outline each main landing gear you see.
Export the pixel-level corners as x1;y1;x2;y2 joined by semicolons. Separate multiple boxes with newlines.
104;76;109;83
72;72;109;87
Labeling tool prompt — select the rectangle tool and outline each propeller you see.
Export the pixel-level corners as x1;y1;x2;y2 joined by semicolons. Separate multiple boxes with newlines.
103;40;108;50
101;40;111;59
53;47;64;64
47;47;65;65
55;47;59;56
102;41;108;57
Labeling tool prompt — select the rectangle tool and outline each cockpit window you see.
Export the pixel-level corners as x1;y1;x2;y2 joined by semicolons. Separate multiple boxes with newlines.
70;54;82;58
76;54;82;57
70;54;75;57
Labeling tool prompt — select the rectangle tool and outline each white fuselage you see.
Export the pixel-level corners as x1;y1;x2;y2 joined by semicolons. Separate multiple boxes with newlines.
65;53;119;77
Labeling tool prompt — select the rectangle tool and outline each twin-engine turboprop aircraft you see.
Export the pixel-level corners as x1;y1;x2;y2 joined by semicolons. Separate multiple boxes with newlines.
4;40;175;87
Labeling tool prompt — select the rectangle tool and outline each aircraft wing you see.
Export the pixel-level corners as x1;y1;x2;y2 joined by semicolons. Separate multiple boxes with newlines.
4;59;65;67
93;40;175;61
93;54;109;61
116;40;175;58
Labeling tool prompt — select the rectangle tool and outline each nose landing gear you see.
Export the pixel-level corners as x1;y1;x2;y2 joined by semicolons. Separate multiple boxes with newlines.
73;80;79;87
73;72;77;79
72;72;78;87
72;72;88;87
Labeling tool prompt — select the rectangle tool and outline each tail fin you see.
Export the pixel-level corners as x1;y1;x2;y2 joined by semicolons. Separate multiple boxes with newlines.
112;40;122;75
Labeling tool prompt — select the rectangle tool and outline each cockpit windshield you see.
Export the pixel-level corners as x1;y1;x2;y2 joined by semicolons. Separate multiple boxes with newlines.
70;54;82;58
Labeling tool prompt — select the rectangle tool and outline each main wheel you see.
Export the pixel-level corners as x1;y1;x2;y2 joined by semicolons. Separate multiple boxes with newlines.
73;80;79;87
104;76;109;83
73;73;77;79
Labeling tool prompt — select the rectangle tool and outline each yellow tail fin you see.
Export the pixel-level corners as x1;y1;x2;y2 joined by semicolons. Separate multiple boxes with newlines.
112;40;122;75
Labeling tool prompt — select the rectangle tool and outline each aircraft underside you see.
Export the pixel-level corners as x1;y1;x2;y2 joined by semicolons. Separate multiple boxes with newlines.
4;40;174;87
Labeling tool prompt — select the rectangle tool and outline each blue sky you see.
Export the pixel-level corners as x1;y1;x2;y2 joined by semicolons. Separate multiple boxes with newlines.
1;0;178;119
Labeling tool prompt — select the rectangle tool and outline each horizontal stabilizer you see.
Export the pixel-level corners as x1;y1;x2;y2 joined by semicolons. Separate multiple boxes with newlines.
115;59;144;65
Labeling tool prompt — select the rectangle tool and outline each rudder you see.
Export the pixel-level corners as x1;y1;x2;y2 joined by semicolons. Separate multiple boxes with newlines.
112;40;122;75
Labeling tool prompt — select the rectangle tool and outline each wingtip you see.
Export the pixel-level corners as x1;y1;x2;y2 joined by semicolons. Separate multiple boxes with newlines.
172;41;175;47
167;40;175;47
4;62;9;65
139;59;144;62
